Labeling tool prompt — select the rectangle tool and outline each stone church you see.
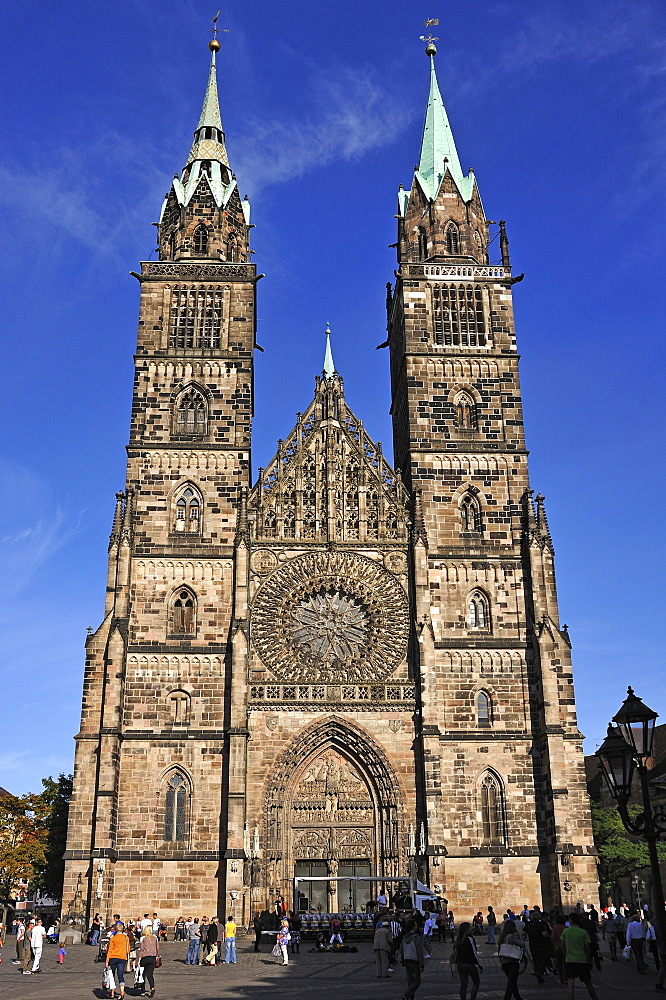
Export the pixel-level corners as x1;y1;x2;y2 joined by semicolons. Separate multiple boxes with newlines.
62;35;598;924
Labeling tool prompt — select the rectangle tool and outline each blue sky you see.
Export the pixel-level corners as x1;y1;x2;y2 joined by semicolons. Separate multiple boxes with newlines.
0;0;664;794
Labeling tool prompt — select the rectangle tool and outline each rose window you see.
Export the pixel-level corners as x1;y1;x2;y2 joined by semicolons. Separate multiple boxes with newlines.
251;551;409;683
291;591;368;662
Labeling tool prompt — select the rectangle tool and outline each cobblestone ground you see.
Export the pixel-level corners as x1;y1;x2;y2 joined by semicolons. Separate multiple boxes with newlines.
0;934;658;999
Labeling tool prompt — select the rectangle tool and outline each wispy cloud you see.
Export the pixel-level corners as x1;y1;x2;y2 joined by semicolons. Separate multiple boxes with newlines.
0;461;81;592
234;63;411;195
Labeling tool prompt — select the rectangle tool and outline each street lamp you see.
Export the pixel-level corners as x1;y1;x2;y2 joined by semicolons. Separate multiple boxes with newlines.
596;687;666;973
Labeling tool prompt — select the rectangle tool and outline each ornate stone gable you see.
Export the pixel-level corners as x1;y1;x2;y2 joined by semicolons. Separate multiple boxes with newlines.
248;373;409;545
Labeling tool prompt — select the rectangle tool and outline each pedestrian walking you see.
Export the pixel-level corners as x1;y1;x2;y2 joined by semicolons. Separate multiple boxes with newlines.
277;919;291;965
90;913;102;946
422;912;436;956
626;912;647;973
373;920;393;978
436;910;447;942
605;912;619;961
551;912;567;983
185;918;201;964
472;912;484;937
447;910;456;943
138;925;159;998
330;914;343;945
22;919;34;974
253;913;263;952
525;905;552;983
13;918;24;966
224;915;237;963
486;906;497;944
206;917;219;964
289;912;301;953
498;919;530;1000
647;921;660;970
452;921;482;1000
105;921;131;999
30;918;46;974
561;913;599;1000
399;920;424;1000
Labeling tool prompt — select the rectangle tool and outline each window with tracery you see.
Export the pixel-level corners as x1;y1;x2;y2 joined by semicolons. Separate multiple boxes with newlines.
175;387;207;436
193;224;208;255
480;772;505;844
445;223;460;255
169;286;222;349
172;589;196;634
460;494;482;533
164;771;188;842
432;283;486;347
167;690;190;724
455;392;477;429
468;590;490;630
174;486;201;534
477;690;491;727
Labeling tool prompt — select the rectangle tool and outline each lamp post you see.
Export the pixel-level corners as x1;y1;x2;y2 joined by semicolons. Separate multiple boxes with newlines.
596;687;666;974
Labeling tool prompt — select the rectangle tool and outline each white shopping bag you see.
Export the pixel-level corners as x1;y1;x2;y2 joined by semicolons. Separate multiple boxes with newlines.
134;965;145;985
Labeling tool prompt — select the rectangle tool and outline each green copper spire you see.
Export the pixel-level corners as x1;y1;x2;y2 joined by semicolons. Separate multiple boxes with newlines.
417;51;474;202
187;45;229;167
323;323;336;379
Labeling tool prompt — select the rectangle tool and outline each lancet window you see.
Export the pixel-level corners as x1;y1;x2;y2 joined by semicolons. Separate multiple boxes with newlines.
477;690;492;727
468;590;490;630
445;222;460;255
193;223;209;255
175;386;207;436
171;588;196;635
480;772;506;845
432;284;486;347
460;493;482;533
164;771;188;842
169;286;222;350
174;486;201;534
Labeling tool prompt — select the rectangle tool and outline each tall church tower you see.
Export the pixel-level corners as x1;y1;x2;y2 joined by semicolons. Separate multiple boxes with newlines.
63;35;597;926
386;42;597;908
62;36;257;919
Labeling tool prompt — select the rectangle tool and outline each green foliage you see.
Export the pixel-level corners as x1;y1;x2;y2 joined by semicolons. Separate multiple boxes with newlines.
0;792;49;904
591;801;666;891
36;774;73;904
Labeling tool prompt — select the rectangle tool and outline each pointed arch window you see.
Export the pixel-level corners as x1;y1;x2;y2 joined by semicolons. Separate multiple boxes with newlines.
174;485;201;534
172;588;196;635
193;223;209;255
175;386;207;436
417;227;428;261
480;772;506;845
164;771;189;842
468;590;490;630
460;493;482;533
445;222;460;255
477;690;492;727
455;392;477;430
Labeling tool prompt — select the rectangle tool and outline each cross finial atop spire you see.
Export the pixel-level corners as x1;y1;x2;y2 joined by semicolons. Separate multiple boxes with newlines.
323;323;336;379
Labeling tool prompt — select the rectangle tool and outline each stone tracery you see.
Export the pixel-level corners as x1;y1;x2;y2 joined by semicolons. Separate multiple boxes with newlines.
252;551;409;683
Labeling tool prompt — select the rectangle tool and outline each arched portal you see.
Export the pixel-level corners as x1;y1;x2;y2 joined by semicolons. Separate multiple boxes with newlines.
263;717;404;912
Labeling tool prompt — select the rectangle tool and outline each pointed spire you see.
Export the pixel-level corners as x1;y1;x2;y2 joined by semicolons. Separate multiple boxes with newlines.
323;323;336;379
187;42;229;167
417;50;474;202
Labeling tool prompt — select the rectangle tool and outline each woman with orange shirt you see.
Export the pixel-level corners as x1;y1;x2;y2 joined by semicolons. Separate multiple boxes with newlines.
106;922;131;999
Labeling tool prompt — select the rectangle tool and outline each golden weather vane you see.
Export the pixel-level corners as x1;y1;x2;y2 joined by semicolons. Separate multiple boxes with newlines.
420;17;439;45
209;9;230;51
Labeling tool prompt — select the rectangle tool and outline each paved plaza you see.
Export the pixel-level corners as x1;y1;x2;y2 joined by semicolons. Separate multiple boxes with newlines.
0;933;658;999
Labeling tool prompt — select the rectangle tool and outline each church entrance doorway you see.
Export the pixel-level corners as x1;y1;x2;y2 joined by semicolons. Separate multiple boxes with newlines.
337;860;372;912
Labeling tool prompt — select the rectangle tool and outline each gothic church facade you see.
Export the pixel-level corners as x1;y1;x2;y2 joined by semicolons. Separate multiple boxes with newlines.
62;38;598;923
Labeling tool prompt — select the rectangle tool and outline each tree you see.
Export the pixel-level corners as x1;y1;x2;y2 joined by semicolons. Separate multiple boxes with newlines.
35;774;73;904
591;801;666;897
0;791;49;932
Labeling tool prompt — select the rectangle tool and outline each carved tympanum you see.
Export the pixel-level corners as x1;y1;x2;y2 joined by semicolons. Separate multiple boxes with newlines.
252;551;409;683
